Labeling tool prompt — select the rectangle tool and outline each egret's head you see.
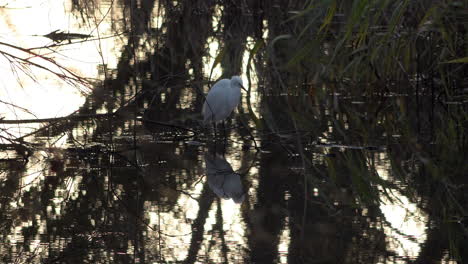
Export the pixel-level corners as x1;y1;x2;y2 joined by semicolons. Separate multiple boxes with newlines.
231;76;247;92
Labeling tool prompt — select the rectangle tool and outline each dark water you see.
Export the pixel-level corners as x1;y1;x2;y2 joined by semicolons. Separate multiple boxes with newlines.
1;1;467;263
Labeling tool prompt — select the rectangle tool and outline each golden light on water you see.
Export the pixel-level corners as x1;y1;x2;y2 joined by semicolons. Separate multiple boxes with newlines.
278;217;290;264
376;154;427;262
147;177;204;261
145;152;251;262
202;199;246;262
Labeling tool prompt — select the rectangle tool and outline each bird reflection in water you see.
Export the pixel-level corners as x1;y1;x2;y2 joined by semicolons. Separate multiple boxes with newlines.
204;152;245;203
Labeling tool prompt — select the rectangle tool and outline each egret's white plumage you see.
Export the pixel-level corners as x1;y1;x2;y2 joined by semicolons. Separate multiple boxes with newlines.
202;76;244;124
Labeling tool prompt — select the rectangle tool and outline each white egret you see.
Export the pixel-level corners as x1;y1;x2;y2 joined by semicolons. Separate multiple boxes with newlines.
202;76;246;125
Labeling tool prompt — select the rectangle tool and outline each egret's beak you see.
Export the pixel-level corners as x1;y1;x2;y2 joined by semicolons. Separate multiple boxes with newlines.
240;85;248;92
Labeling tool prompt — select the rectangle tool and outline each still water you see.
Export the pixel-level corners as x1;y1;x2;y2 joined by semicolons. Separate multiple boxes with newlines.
1;1;466;263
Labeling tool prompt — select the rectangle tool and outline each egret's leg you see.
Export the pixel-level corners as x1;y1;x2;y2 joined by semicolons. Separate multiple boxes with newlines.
221;138;227;156
223;131;228;149
222;121;227;139
213;122;217;139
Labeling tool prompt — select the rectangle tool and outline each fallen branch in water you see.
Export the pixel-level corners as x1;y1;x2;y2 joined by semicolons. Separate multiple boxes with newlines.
0;113;115;124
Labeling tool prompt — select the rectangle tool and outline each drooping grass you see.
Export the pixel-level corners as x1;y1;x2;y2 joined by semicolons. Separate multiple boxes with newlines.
274;0;467;95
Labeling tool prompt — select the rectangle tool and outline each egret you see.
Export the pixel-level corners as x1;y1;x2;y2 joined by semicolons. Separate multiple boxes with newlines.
202;76;246;126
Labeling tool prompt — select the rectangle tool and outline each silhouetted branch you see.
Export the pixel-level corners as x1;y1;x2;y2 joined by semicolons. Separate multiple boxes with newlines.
0;41;92;91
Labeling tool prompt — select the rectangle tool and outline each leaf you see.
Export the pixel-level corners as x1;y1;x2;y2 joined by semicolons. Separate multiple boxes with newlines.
346;0;369;36
247;39;264;73
326;157;337;183
388;0;409;34
442;57;468;64
283;1;316;23
319;0;337;33
270;34;292;48
286;40;316;68
249;39;265;60
298;12;324;39
209;47;226;81
350;45;368;56
417;5;438;30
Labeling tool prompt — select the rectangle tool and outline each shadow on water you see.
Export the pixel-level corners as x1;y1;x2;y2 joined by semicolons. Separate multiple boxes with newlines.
0;0;467;263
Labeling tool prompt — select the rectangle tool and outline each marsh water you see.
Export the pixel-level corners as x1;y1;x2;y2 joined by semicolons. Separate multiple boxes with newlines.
1;1;467;264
